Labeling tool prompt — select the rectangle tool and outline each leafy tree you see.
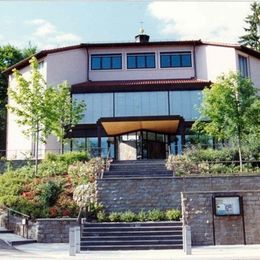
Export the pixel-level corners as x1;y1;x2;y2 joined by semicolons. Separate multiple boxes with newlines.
0;44;37;154
22;42;37;59
7;57;52;174
239;1;260;51
193;72;260;172
49;81;86;153
7;56;86;174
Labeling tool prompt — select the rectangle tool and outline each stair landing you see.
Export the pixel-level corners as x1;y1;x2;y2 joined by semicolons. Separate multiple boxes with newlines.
104;160;172;178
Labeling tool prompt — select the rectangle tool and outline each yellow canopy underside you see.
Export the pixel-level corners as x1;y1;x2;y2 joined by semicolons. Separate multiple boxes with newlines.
101;119;180;136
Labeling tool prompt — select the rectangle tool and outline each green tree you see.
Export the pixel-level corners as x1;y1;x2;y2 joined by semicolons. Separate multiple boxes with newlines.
239;1;260;51
7;57;51;174
0;44;37;154
49;81;86;153
22;42;37;59
193;72;260;172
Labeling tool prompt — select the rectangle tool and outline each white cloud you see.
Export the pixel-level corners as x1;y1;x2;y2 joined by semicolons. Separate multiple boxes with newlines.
26;19;47;26
26;19;82;49
148;2;252;43
33;22;56;37
55;33;82;44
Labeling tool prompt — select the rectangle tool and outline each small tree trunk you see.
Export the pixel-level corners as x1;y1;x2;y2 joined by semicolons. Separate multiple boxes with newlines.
35;126;39;176
60;137;64;154
238;136;243;172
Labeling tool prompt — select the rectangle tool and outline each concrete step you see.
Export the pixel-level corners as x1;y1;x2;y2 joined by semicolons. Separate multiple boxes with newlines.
113;160;165;164
80;221;183;251
80;244;183;251
83;221;182;227
81;239;183;246
0;227;13;234
81;235;183;241
0;230;37;246
82;230;182;236
83;225;182;231
109;168;167;172
104;173;172;177
9;239;37;246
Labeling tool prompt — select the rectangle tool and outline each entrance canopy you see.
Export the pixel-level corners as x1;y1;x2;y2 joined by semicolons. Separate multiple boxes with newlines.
98;116;184;136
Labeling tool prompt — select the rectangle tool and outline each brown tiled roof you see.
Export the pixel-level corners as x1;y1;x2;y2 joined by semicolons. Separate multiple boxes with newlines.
3;39;260;74
71;79;211;93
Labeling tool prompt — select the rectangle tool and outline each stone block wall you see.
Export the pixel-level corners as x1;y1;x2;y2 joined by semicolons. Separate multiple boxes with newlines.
36;218;78;242
181;190;260;246
0;214;37;239
0;214;78;243
96;175;260;213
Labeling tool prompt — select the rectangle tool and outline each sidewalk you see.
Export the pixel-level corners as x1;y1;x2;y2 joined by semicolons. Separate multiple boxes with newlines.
0;243;259;260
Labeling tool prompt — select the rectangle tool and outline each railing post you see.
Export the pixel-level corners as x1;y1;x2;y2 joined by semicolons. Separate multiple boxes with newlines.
7;209;10;230
183;225;192;255
69;227;76;256
75;226;81;253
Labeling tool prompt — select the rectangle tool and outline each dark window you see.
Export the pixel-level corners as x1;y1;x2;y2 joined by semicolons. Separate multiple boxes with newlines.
127;53;155;69
91;54;122;70
160;52;192;68
238;55;248;77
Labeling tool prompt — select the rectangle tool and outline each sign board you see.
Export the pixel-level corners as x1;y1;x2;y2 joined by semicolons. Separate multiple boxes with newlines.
214;196;241;216
22;218;28;225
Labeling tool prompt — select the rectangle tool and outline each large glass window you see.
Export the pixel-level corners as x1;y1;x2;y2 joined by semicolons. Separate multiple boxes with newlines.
160;52;192;68
70;137;111;158
169;91;202;120
115;92;168;117
238;55;248;77
73;93;113;123
91;54;122;70
127;53;155;69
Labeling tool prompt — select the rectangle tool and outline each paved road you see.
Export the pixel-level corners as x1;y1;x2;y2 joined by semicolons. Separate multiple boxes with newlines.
0;243;260;259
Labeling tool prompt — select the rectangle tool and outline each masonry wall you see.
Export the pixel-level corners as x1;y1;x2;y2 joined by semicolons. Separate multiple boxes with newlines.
181;190;260;246
0;214;78;243
96;175;260;213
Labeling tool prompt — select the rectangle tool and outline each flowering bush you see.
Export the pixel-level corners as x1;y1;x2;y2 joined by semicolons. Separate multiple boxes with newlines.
68;157;104;186
73;183;96;208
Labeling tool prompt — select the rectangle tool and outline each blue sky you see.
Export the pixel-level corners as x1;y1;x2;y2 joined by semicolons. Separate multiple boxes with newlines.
0;1;255;50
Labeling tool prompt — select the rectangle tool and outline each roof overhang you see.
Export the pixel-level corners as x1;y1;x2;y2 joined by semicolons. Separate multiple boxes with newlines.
98;116;184;136
4;40;260;75
72;79;211;93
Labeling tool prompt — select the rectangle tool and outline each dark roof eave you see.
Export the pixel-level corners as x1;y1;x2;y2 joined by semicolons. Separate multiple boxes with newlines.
71;79;211;94
3;44;86;74
3;39;260;74
3;40;203;74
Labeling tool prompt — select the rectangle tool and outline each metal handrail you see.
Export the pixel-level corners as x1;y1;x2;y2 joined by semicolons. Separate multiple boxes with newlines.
2;206;30;218
0;206;30;238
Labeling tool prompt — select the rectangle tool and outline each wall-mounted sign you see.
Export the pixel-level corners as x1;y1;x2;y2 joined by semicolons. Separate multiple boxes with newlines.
214;196;241;216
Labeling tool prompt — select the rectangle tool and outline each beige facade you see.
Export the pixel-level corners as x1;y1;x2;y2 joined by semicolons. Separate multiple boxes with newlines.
5;40;260;159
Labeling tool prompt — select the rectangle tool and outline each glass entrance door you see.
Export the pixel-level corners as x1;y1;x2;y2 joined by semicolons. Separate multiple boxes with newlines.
116;130;168;160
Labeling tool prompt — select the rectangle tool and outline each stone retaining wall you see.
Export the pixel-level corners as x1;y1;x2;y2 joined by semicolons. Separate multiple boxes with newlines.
181;190;260;246
0;215;78;243
36;218;78;242
96;175;260;213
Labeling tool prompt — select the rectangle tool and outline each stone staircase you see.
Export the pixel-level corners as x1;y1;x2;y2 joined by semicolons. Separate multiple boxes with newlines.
103;160;173;178
80;221;183;251
0;226;37;246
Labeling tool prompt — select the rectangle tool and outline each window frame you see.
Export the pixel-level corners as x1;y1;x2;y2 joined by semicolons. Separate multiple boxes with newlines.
127;52;156;69
238;54;249;78
160;51;192;68
91;53;122;70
